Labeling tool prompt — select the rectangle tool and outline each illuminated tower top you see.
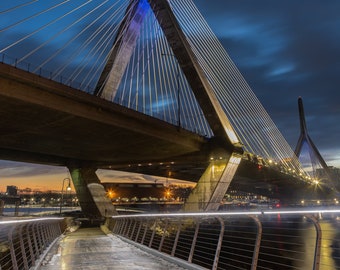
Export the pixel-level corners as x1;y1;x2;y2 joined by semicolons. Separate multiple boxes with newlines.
294;97;335;187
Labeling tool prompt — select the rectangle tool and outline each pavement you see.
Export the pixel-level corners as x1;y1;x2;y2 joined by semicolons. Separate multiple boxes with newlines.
37;227;189;270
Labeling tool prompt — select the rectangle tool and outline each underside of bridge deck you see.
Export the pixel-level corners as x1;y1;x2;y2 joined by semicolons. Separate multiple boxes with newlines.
0;63;333;209
0;63;208;168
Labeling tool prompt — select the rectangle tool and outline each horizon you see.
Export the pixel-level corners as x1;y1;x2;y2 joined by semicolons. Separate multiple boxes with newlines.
0;165;196;193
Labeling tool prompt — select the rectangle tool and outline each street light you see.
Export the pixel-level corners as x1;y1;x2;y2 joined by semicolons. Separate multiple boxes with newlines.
59;177;72;215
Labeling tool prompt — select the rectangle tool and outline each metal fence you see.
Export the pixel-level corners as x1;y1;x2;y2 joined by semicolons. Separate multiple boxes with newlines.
0;218;64;270
110;209;340;270
0;53;91;92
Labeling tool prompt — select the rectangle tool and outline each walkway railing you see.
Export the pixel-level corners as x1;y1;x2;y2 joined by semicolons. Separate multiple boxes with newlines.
0;52;89;93
0;217;64;270
110;209;340;270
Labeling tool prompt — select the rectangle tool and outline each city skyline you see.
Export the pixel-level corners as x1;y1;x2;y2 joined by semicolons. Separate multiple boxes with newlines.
0;163;194;193
0;1;339;191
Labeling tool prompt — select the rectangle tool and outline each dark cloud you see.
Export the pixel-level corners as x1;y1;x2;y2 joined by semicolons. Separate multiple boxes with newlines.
0;0;339;182
0;160;65;178
195;0;340;167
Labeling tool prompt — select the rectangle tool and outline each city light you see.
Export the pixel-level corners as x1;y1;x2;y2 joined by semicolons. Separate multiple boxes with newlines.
106;189;115;199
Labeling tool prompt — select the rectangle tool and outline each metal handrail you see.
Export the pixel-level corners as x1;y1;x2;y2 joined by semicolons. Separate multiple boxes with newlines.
109;209;340;270
0;218;64;270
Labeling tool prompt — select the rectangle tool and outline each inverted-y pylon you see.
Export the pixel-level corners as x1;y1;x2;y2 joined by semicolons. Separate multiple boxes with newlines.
295;97;333;184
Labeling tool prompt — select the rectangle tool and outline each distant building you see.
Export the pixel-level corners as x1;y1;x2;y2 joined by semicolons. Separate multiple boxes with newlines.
0;185;20;205
6;185;18;196
102;182;166;202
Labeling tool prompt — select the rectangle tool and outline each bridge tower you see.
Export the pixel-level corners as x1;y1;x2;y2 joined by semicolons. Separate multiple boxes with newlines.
295;97;334;186
69;0;243;215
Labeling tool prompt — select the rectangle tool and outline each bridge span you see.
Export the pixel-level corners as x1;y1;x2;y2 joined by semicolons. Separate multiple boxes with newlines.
2;210;340;270
0;0;335;218
0;63;331;206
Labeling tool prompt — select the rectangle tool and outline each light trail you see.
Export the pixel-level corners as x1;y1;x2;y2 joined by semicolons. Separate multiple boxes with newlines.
0;217;63;225
112;208;340;219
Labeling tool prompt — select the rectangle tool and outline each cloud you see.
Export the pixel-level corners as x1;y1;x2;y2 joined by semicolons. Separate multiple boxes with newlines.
195;1;340;167
0;0;339;190
0;160;67;178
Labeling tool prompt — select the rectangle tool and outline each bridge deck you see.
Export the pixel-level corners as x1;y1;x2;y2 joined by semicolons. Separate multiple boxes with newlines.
38;227;187;270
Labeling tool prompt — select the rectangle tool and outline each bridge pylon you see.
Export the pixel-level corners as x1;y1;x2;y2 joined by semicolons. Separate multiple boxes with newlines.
182;153;242;212
295;97;335;188
95;0;244;211
68;166;117;220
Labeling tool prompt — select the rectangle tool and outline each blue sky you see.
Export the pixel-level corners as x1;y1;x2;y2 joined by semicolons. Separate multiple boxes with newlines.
195;0;340;167
0;0;339;191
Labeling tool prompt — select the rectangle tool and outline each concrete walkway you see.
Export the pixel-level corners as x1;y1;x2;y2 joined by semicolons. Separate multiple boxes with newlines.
37;227;188;270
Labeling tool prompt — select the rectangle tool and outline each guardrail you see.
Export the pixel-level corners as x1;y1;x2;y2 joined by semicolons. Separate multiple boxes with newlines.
109;209;340;270
0;217;64;270
0;52;89;92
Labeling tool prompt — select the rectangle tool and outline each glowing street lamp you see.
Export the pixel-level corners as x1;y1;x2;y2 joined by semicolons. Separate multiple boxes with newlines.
107;189;115;200
59;177;72;215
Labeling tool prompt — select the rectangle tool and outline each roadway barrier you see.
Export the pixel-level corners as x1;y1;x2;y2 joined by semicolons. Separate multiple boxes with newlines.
110;209;340;270
0;217;64;270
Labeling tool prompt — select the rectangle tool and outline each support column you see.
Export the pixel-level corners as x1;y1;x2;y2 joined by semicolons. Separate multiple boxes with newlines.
182;153;242;212
295;97;336;191
95;0;148;100
68;167;117;219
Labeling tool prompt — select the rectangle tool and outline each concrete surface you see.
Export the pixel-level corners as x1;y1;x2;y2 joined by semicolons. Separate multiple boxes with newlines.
37;227;188;270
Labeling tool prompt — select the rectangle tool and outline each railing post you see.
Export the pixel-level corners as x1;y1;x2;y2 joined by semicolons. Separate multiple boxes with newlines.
171;220;182;257
114;219;121;234
123;219;132;236
212;217;225;270
36;223;45;252
33;222;42;255
134;219;143;242
41;222;49;248
128;219;135;238
158;219;169;252
249;215;262;270
111;219;118;233
130;219;138;239
26;223;36;266
119;219;126;234
46;222;53;243
148;219;157;248
54;221;60;237
307;215;322;270
19;225;29;270
188;220;200;263
141;220;150;245
8;226;18;270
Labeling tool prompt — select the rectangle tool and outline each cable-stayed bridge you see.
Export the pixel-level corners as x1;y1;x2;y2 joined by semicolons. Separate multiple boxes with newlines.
0;0;335;216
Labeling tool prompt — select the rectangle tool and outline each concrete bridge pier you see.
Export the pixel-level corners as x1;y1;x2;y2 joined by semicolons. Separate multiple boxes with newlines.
182;152;242;212
68;167;117;221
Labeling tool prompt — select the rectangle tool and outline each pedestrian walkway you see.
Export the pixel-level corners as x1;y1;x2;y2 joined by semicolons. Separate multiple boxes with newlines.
37;227;188;270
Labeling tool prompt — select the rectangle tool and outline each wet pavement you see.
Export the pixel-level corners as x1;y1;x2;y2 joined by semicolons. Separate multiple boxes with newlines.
38;227;188;270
